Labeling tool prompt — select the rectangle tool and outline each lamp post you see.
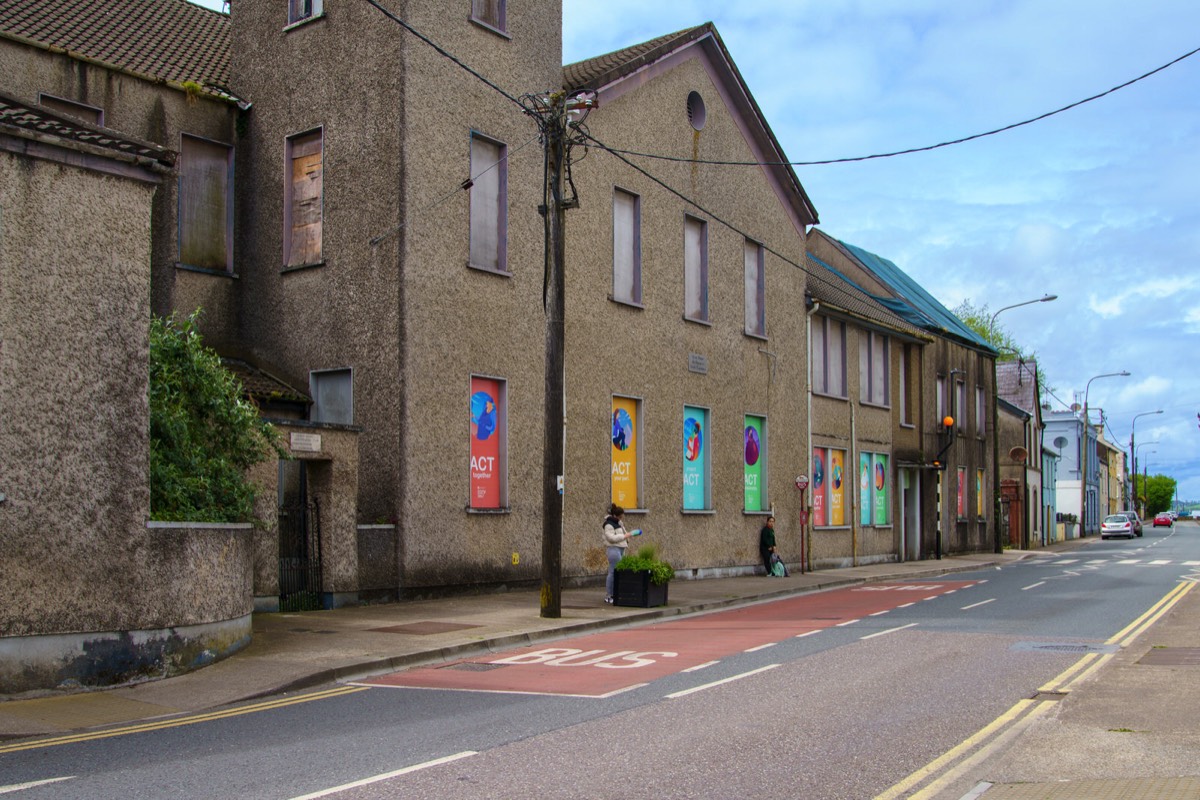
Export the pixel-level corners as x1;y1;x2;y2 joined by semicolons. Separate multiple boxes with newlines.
1130;410;1162;516
1136;442;1159;514
1079;371;1131;537
990;294;1057;553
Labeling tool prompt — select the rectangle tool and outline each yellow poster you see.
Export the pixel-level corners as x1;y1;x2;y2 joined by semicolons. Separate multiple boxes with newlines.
830;449;845;526
611;396;639;508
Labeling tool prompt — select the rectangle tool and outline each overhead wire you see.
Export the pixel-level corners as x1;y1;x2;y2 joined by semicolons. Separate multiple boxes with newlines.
591;43;1200;167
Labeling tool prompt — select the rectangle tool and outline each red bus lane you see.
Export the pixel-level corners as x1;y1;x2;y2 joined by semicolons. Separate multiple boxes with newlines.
357;581;977;697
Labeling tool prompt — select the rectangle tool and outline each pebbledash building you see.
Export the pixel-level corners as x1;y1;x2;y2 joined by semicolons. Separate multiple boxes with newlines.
0;1;995;691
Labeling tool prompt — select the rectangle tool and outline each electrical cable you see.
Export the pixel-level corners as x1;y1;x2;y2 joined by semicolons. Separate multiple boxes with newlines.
369;133;540;246
588;43;1200;167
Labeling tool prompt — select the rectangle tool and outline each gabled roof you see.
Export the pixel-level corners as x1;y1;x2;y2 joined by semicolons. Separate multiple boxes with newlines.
997;359;1041;419
563;22;818;229
811;228;994;353
805;252;926;338
0;0;230;88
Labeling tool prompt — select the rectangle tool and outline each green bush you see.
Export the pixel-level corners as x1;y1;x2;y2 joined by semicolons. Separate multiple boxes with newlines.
149;310;283;522
615;543;675;586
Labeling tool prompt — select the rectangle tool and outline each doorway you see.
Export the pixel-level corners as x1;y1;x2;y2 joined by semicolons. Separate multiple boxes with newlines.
278;460;323;611
901;469;920;561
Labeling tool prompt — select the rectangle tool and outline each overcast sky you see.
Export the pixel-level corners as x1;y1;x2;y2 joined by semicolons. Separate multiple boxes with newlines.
192;1;1199;501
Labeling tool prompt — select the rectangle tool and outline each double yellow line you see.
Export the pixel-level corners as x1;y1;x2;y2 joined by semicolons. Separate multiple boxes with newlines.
873;581;1194;799
0;685;367;754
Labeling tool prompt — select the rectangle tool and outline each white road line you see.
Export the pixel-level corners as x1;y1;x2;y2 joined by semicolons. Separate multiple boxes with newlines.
1055;559;1079;565
745;642;777;653
869;610;891;617
795;630;822;639
861;623;918;640
1022;581;1046;591
1118;559;1139;564
836;618;862;627
961;598;996;610
1150;560;1171;565
1185;561;1200;566
289;752;478;799
666;664;779;699
683;661;719;673
899;602;917;608
0;778;74;795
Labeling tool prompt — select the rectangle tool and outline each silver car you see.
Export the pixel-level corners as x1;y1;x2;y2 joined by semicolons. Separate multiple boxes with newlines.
1101;514;1135;539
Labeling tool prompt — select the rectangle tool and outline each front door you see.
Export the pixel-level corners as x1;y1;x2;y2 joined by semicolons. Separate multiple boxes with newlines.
278;460;323;611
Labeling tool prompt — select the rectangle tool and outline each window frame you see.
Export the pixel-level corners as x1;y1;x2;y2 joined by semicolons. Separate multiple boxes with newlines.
859;451;891;527
682;405;713;512
310;368;352;424
899;344;914;427
683;215;709;324
287;0;323;26
956;380;967;435
468;131;508;275
469;0;507;35
611;187;643;307
469;374;509;511
744;238;766;338
858;330;890;407
178;133;234;274
812;446;848;528
976;386;987;437
284;127;324;270
811;316;847;398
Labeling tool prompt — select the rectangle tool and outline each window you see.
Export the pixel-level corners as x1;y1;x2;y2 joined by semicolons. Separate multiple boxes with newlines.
285;129;323;268
937;376;947;421
310;369;352;424
744;239;766;337
612;188;642;305
811;316;846;397
612;396;642;509
956;381;967;434
470;376;508;509
811;447;847;527
976;386;987;436
858;330;889;406
899;344;913;425
859;452;890;526
288;0;322;24
38;93;103;125
469;133;507;273
683;216;708;322
178;134;233;272
682;406;712;511
744;415;768;512
470;0;506;33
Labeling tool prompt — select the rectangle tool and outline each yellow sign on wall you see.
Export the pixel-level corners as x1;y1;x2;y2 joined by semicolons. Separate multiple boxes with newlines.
611;396;639;508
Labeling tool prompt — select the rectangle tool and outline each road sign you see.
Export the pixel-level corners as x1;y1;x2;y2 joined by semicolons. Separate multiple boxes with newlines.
795;475;809;491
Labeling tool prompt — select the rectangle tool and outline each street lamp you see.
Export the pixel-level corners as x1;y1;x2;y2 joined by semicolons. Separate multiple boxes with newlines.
1079;371;1131;537
990;294;1058;553
1130;410;1163;516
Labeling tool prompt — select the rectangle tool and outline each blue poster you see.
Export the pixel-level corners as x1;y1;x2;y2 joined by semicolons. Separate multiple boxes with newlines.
683;407;707;509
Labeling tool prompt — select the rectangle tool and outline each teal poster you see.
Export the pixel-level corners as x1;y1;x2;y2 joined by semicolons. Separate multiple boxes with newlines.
683;406;707;509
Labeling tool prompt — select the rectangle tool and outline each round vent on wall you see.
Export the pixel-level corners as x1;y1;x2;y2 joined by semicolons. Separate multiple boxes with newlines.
687;91;707;131
1009;446;1029;463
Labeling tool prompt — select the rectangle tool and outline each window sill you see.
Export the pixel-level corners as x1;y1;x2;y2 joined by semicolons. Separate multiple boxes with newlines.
176;262;237;279
467;262;512;277
284;12;325;31
681;508;716;515
743;330;768;342
683;315;712;326
812;390;848;401
859;400;891;411
282;260;326;274
466;506;511;515
900;422;916;430
469;17;511;39
608;295;645;310
743;509;774;517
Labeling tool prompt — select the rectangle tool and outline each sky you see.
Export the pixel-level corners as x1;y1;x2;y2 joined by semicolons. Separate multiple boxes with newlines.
191;1;1199;501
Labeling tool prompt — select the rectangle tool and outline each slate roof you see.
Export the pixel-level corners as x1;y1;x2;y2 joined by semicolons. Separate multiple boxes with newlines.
805;252;926;338
0;0;230;88
997;359;1041;416
222;359;310;406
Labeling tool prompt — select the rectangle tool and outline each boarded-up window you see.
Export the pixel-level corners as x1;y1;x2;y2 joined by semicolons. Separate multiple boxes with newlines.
613;188;641;305
684;215;708;322
179;134;232;272
286;130;323;267
471;0;506;32
859;330;889;406
311;369;352;424
812;316;846;397
744;239;765;337
469;134;507;272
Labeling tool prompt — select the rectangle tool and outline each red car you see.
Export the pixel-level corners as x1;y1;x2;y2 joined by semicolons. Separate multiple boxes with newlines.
1154;512;1173;528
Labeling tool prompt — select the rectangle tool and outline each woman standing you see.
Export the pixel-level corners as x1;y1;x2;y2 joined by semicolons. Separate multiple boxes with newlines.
759;515;777;577
603;503;633;603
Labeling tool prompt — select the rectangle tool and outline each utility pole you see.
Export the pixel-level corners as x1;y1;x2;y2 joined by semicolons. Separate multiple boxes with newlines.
531;91;591;618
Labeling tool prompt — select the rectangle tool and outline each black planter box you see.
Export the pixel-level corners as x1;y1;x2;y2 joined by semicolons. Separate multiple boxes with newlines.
613;569;669;607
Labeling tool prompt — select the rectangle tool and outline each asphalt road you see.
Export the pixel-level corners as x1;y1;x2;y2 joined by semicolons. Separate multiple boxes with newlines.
3;526;1195;799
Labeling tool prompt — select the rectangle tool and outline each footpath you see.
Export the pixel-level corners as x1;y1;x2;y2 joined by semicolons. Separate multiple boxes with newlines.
3;538;1199;799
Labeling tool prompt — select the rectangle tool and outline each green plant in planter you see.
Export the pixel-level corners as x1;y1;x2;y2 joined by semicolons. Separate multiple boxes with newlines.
615;543;674;586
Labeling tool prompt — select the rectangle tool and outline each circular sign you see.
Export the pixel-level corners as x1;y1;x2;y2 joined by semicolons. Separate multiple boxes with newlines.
795;475;809;491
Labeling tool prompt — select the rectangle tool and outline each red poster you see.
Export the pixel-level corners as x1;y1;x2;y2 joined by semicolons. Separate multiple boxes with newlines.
470;377;501;508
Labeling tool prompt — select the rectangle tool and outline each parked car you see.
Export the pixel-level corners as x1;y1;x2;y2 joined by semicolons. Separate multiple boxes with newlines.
1117;511;1144;537
1154;512;1173;528
1101;514;1135;539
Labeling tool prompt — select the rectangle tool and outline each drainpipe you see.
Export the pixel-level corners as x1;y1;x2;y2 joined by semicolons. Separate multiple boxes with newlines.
805;297;820;574
850;398;858;567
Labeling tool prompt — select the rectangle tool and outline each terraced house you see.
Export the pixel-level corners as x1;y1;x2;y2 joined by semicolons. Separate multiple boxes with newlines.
0;0;995;690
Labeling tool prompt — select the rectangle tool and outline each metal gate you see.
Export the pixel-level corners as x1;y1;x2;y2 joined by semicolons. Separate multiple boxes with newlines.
279;495;323;612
